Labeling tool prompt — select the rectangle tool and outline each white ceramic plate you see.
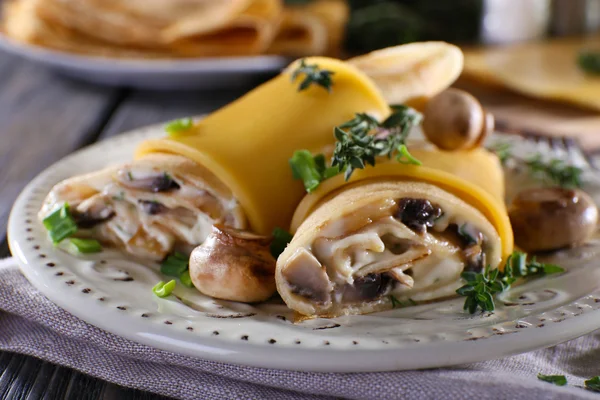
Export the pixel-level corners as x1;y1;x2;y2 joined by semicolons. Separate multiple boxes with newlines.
8;124;600;372
0;33;288;89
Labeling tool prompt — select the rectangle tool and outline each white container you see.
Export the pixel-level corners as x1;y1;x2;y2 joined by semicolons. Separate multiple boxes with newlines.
481;0;551;44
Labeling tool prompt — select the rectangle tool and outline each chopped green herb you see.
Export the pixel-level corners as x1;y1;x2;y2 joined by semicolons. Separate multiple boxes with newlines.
585;376;600;392
289;150;329;193
127;171;134;181
291;59;335;92
271;228;293;259
42;203;78;244
390;295;417;308
152;280;176;298
66;238;102;254
160;252;189;277
578;51;600;74
165;118;194;136
537;374;567;386
456;251;565;314
180;270;194;288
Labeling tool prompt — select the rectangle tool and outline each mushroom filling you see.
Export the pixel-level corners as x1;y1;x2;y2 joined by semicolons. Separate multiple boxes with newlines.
39;155;246;260
283;197;492;306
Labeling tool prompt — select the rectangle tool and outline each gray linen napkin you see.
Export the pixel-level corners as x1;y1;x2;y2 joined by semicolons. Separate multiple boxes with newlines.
0;257;599;400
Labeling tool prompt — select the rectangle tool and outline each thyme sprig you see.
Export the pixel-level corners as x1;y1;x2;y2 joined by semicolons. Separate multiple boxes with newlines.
291;59;335;92
490;142;583;188
290;106;422;192
456;251;564;314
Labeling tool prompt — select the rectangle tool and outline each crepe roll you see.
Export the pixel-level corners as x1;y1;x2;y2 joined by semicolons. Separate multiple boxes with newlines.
136;57;389;236
276;148;514;317
40;57;389;259
38;154;246;261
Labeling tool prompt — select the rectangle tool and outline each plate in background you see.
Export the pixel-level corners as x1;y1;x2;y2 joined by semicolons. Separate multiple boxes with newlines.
7;123;600;372
0;34;288;90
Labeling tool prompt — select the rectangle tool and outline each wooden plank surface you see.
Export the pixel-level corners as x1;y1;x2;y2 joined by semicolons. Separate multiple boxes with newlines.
0;54;123;246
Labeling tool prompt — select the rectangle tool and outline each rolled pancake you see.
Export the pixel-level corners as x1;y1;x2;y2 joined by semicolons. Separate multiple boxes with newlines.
39;154;245;261
276;148;514;317
136;57;389;235
40;57;389;259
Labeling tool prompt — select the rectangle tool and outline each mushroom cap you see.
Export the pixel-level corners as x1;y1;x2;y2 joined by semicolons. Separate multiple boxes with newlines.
509;187;598;252
422;88;487;151
189;224;276;303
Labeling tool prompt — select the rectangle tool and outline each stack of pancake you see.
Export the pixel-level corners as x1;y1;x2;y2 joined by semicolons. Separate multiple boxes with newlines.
2;0;348;58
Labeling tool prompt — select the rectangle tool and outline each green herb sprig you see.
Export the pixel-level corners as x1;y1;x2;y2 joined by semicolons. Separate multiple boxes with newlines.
537;374;568;386
578;51;600;75
291;59;335;92
456;251;565;314
332;106;422;180
489;142;583;188
290;106;422;192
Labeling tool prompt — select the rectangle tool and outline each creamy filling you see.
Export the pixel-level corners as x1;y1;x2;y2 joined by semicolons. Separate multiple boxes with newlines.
40;160;244;260
283;197;500;310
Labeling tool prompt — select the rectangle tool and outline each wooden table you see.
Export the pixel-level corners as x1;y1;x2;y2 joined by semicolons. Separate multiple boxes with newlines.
0;52;273;400
2;52;600;399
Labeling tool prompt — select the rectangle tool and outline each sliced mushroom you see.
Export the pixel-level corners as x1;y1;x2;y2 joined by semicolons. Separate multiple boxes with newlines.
72;194;115;228
422;88;493;151
189;224;276;303
509;187;598;252
282;248;333;305
395;198;443;234
340;273;392;304
117;170;180;192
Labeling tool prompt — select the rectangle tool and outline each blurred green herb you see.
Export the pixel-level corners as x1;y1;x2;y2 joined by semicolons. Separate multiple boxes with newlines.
578;51;600;75
489;143;583;188
165;118;193;136
291;59;335;92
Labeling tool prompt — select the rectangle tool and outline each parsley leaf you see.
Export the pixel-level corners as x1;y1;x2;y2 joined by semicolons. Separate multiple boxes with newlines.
291;59;335;92
289;150;337;192
537;374;567;386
